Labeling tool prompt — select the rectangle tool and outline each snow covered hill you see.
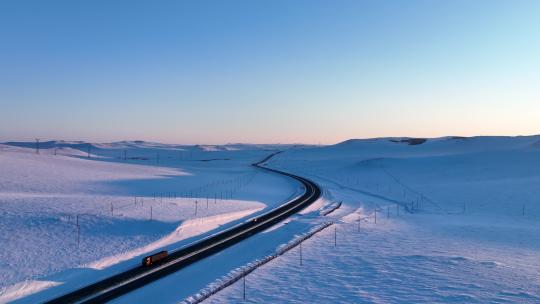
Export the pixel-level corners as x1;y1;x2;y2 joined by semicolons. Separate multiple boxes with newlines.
0;142;300;303
3;136;540;304
208;135;540;303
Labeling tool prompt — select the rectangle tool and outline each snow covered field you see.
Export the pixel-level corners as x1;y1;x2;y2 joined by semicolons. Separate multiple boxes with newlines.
208;136;540;303
2;136;540;304
0;142;300;303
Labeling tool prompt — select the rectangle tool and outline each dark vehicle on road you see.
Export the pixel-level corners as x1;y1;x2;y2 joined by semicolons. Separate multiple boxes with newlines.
142;251;168;266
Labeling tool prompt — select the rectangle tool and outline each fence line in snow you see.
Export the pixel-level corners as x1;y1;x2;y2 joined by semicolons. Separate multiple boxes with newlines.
179;221;334;304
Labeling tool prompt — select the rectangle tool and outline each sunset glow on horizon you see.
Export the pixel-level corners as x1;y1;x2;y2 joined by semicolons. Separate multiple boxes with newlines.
1;0;539;144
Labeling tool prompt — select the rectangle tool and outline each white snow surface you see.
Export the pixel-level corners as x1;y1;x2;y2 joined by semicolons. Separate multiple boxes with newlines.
206;135;540;303
3;136;540;303
0;142;300;303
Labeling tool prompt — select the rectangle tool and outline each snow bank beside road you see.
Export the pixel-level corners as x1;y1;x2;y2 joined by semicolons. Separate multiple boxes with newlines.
87;207;264;270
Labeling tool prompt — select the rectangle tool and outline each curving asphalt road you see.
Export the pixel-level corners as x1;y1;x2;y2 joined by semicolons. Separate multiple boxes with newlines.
44;151;321;303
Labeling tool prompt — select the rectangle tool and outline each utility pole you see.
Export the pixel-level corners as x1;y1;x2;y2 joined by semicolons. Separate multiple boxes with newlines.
87;144;91;158
76;214;80;247
35;139;40;154
243;271;246;300
300;242;303;266
334;226;337;247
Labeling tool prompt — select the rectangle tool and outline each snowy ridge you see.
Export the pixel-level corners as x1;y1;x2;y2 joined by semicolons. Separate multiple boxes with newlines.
1;141;299;153
0;280;61;304
320;201;342;216
86;208;264;270
330;135;540;156
180;221;334;304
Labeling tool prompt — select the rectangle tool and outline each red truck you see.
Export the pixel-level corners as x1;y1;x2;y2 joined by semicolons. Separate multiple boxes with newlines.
142;250;168;266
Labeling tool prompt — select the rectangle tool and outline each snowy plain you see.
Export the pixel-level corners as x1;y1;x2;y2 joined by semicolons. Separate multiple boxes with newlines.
207;136;540;303
0;142;300;303
2;136;540;303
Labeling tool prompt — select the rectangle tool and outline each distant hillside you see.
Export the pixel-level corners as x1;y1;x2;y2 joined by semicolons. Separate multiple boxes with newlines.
334;135;540;151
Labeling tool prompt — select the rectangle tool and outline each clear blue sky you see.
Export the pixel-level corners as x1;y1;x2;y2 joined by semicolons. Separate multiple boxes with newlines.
1;0;539;144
